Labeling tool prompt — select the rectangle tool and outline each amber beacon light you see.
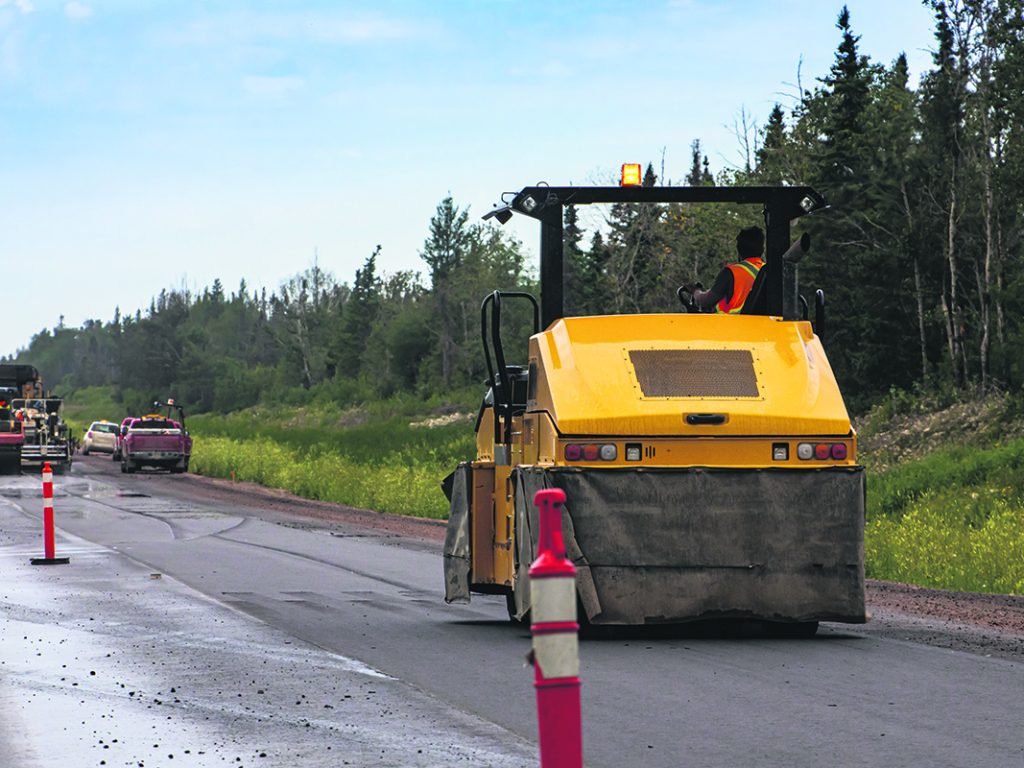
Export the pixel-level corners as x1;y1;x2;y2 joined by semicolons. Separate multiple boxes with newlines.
620;163;642;186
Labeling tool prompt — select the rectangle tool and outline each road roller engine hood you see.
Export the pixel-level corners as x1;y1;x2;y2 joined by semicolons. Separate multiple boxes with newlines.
528;314;851;438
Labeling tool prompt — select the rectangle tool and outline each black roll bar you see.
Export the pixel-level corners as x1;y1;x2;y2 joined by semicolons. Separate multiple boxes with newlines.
493;185;827;327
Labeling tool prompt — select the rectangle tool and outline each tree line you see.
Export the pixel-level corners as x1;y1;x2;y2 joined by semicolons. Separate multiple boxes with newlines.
10;3;1024;415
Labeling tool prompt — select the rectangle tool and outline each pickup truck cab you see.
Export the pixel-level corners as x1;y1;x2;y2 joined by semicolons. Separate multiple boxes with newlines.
120;415;192;474
112;417;134;461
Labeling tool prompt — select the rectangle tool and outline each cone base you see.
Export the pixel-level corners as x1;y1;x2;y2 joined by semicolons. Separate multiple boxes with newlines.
30;557;70;566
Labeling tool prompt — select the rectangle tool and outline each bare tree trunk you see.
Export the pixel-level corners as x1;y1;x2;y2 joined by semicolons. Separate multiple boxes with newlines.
945;175;965;388
996;217;1005;347
902;184;928;381
977;46;995;394
979;150;994;393
913;256;928;382
941;287;955;380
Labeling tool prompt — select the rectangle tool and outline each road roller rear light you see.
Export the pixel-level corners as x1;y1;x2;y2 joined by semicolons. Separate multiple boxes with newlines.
831;443;848;460
797;443;813;460
564;443;619;461
814;443;831;460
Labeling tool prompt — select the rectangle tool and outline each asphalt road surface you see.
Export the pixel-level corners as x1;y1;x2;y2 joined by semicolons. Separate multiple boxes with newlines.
2;455;1022;768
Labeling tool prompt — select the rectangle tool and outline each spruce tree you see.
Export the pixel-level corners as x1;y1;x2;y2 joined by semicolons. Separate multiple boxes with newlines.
335;247;381;376
420;196;470;387
563;204;586;315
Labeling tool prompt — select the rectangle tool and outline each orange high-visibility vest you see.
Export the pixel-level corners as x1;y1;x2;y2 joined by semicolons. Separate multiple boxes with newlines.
715;257;763;314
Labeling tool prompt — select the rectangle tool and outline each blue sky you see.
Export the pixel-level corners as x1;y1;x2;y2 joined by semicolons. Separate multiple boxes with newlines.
1;0;938;355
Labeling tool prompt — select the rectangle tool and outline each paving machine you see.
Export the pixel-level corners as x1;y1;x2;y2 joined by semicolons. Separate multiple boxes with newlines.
0;365;35;474
14;396;73;473
442;174;866;634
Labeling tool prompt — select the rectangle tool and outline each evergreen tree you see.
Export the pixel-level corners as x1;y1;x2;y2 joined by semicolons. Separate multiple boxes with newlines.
335;247;381;376
755;104;789;183
420;196;470;387
563;204;587;315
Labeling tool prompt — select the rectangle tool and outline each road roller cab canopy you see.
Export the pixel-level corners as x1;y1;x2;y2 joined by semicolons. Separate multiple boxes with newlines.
483;180;828;328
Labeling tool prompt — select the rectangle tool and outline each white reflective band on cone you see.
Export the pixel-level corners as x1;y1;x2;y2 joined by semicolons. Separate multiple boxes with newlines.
533;632;580;679
531;577;577;623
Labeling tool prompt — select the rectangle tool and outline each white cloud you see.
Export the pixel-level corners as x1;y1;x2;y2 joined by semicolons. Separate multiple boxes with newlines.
242;75;305;98
174;11;435;47
0;0;34;14
65;2;92;20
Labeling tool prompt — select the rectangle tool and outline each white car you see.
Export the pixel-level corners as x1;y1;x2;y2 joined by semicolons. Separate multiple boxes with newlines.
82;421;119;454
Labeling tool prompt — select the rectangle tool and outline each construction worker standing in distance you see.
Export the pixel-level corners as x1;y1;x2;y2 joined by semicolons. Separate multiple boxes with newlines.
689;226;765;313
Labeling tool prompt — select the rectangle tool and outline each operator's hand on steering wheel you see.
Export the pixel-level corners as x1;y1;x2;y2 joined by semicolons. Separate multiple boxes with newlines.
677;282;703;312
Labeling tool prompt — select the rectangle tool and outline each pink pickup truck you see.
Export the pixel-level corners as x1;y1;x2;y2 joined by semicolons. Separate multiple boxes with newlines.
120;414;192;474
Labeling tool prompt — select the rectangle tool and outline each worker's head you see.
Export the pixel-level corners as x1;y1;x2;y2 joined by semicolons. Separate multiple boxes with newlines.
736;226;764;260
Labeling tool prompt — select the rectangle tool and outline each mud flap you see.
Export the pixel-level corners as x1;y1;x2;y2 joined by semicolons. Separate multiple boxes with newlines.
512;469;603;622
442;463;473;604
513;465;866;625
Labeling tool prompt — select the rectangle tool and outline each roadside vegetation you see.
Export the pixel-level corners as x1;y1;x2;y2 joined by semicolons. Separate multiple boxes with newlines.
859;391;1024;595
188;396;475;520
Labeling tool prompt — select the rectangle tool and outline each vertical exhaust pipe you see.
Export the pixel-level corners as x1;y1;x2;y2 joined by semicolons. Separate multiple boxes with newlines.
782;232;811;321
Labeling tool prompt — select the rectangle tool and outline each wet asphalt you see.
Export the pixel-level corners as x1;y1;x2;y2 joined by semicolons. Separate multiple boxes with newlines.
2;456;1023;768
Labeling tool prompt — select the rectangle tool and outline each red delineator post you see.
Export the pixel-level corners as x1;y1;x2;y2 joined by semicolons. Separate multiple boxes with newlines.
30;462;70;566
529;488;583;768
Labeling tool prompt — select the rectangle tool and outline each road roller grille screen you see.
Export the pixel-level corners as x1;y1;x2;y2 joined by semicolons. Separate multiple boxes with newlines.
628;349;759;398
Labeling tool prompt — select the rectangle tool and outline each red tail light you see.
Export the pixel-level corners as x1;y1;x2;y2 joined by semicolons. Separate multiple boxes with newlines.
831;443;848;460
564;444;582;461
814;444;831;460
583;444;600;461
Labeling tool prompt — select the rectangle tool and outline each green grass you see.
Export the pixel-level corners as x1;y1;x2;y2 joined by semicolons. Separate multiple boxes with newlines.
187;396;478;520
190;436;454;519
864;438;1024;595
866;438;1024;519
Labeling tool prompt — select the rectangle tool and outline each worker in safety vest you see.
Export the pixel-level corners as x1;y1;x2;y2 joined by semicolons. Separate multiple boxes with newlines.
690;226;765;313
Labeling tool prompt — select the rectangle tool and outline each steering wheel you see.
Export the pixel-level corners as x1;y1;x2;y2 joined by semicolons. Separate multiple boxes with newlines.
676;282;702;314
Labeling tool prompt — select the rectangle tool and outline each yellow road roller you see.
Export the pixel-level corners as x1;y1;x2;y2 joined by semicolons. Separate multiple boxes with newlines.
442;177;865;634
